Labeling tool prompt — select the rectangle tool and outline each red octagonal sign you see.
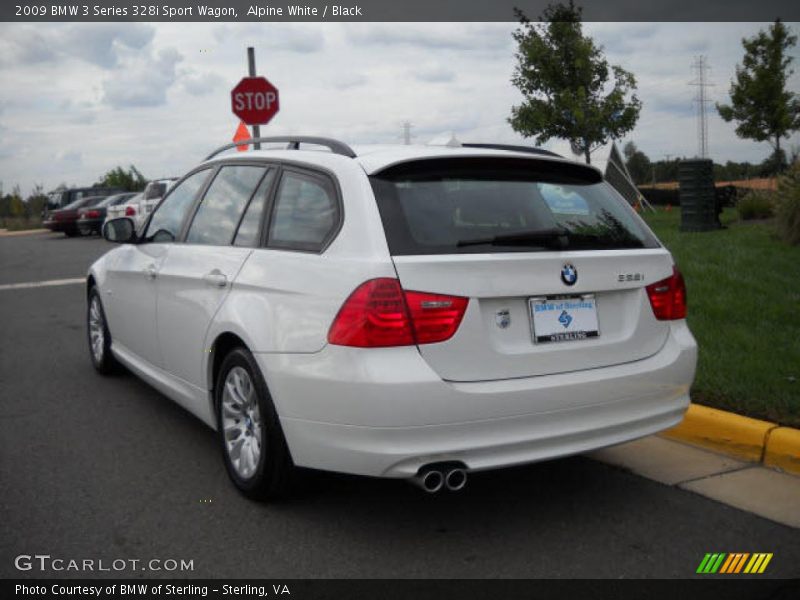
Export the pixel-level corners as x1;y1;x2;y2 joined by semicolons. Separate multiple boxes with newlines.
231;77;280;126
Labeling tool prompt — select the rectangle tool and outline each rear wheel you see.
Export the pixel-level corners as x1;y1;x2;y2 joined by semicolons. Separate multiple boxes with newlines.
216;347;293;500
87;287;120;374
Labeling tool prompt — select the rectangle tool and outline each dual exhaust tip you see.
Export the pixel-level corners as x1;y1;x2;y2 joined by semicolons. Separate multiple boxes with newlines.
412;465;468;493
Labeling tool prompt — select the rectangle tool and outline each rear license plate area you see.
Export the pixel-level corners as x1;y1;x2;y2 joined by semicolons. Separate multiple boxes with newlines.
529;294;599;344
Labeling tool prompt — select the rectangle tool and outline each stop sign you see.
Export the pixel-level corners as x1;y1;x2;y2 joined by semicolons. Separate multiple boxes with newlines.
231;77;279;125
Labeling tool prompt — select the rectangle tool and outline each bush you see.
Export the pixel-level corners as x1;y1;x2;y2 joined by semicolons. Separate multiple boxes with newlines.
737;191;775;220
0;216;43;231
775;162;800;245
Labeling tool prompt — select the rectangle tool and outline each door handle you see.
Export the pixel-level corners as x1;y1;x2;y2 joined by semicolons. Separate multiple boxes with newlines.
203;270;228;288
144;264;157;280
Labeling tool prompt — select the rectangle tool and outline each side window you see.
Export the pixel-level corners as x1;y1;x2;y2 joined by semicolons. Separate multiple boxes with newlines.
186;166;265;246
268;171;338;251
144;170;210;243
234;170;275;247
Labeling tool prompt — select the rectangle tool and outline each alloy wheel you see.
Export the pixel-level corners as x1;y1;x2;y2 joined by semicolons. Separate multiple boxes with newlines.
221;366;262;479
88;296;105;363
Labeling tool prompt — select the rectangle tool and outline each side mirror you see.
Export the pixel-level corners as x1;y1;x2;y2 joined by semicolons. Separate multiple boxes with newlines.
102;217;138;244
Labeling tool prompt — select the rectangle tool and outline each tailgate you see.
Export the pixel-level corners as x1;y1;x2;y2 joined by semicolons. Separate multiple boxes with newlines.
393;249;673;381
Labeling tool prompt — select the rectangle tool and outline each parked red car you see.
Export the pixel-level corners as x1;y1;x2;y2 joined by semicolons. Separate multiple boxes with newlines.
43;195;109;237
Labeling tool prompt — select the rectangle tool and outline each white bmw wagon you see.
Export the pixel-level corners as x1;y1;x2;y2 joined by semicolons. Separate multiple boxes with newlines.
88;137;697;499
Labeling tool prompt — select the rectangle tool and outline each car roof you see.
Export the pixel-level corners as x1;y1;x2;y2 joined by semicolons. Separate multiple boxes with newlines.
202;143;601;177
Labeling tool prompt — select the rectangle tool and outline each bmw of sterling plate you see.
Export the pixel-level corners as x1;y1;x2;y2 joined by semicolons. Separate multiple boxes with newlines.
529;295;599;344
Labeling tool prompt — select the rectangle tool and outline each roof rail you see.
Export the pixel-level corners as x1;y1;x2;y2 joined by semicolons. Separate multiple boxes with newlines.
462;143;562;158
205;136;357;160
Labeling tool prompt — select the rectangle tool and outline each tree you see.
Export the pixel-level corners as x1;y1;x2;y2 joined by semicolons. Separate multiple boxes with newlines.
96;165;147;191
623;141;652;185
25;184;48;219
0;185;25;219
509;1;641;165
716;20;800;173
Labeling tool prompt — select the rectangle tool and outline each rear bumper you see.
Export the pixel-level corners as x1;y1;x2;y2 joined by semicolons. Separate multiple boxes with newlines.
77;218;103;233
42;220;62;232
256;322;697;478
44;220;77;233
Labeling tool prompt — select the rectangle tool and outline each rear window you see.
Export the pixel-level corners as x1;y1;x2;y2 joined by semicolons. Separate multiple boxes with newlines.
62;197;93;210
370;158;659;255
99;193;133;207
144;182;168;200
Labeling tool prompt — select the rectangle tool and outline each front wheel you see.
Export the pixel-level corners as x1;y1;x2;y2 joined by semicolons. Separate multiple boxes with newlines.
87;287;121;374
216;348;293;500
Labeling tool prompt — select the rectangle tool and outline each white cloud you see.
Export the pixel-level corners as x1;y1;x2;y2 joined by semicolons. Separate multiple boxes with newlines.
0;24;155;69
56;150;82;167
60;24;155;68
182;71;224;96
0;26;57;67
330;73;368;90
412;65;456;83
102;47;183;108
347;23;512;53
213;24;325;53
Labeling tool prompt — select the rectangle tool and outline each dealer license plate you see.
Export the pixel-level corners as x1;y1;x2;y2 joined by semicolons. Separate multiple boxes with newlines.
529;295;600;344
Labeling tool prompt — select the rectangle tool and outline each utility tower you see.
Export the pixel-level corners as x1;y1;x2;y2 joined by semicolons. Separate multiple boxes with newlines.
401;121;415;145
689;56;714;159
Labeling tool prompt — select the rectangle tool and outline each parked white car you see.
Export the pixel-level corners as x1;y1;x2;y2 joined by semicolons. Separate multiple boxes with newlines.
88;137;697;499
105;192;142;227
105;178;177;231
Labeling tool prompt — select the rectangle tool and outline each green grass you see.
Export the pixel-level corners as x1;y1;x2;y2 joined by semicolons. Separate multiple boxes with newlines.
642;207;800;427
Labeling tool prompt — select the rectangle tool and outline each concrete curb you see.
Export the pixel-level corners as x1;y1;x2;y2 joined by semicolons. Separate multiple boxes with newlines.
0;228;49;237
661;404;800;475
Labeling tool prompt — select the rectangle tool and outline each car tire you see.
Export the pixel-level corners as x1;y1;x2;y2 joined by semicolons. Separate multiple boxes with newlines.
87;287;121;375
216;347;294;500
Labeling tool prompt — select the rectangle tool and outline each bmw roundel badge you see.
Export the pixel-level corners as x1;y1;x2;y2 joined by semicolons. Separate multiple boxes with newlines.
561;263;577;286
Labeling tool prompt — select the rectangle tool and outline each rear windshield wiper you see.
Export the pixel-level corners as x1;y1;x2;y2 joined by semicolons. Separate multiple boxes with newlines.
456;227;569;249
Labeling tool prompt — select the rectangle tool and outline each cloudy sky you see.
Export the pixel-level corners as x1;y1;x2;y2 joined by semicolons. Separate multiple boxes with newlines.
0;21;799;195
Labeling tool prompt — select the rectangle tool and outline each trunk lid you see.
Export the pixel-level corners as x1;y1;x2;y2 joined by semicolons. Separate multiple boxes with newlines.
392;249;672;381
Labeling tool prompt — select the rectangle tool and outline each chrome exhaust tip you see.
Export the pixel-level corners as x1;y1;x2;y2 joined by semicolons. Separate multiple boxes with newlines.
412;469;445;493
445;468;467;491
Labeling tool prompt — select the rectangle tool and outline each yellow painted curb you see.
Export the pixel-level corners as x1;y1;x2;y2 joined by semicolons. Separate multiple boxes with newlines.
764;427;800;475
661;404;775;462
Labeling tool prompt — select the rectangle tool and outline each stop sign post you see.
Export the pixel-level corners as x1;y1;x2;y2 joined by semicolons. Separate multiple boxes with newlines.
231;47;280;150
231;77;280;126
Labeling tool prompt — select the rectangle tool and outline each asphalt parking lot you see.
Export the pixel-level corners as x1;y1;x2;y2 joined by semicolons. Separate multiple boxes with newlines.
1;232;798;579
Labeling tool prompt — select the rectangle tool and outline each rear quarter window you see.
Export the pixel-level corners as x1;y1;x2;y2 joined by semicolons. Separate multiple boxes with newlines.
267;170;339;252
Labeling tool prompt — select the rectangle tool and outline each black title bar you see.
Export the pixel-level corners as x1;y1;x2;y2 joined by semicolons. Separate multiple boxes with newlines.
3;0;800;22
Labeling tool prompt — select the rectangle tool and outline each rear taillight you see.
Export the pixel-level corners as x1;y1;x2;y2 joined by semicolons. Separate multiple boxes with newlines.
404;289;470;344
125;206;136;216
646;266;687;320
85;210;100;218
327;278;468;347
